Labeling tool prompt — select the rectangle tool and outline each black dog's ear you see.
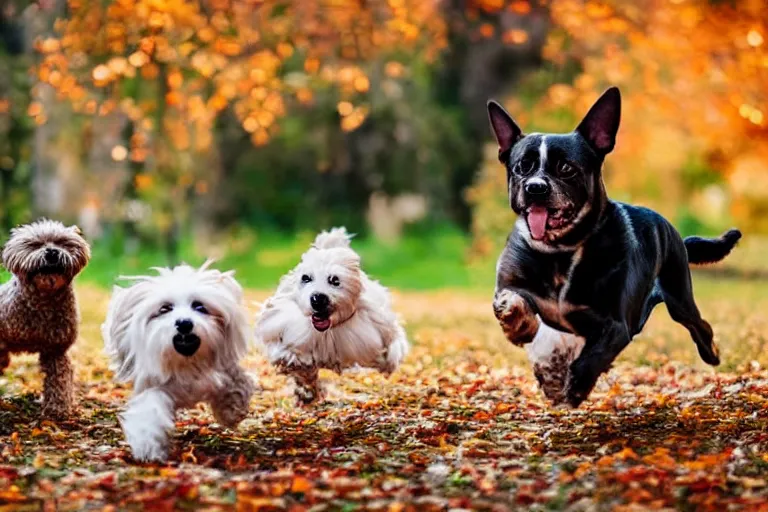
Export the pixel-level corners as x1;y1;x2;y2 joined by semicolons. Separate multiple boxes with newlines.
487;100;522;161
576;87;621;155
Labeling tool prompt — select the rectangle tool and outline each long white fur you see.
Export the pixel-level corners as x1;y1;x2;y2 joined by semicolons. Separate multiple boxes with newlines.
255;227;408;393
102;261;254;462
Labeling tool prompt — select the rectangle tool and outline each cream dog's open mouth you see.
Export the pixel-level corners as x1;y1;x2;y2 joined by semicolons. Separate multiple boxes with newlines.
311;314;331;332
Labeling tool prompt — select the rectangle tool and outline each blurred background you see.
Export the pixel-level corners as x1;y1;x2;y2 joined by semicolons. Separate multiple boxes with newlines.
0;0;764;289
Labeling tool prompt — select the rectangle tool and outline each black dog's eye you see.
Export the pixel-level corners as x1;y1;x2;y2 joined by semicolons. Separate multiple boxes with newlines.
301;274;312;284
558;162;577;178
191;301;208;314
512;158;537;176
328;275;340;287
158;303;173;315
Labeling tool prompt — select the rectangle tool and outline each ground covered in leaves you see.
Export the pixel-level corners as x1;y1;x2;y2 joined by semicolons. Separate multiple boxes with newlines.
1;274;768;510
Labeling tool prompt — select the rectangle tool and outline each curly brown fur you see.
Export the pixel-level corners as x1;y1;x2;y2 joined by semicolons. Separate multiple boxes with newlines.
0;219;90;418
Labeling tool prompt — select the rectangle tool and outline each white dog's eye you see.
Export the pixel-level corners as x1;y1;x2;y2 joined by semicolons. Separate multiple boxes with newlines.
328;275;340;287
191;300;209;314
158;303;173;315
301;274;312;284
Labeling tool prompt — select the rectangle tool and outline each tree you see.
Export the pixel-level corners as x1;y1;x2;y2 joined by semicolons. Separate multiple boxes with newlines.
533;0;767;231
34;0;448;257
0;1;34;232
470;0;768;259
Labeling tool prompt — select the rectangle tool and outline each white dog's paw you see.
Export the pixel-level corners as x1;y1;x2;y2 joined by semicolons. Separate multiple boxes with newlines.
125;432;169;463
121;389;175;463
382;331;408;375
211;372;255;428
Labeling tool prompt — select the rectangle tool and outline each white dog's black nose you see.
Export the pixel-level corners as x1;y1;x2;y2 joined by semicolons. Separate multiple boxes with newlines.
310;293;330;312
44;248;59;264
173;333;200;357
524;177;550;197
175;318;194;334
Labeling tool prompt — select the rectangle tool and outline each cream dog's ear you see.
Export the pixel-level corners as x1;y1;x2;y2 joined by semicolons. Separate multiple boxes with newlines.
102;284;143;383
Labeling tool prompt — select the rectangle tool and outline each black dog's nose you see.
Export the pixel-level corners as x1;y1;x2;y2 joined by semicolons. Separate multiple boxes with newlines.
524;178;550;196
175;318;194;335
525;178;549;196
310;293;330;312
44;248;59;264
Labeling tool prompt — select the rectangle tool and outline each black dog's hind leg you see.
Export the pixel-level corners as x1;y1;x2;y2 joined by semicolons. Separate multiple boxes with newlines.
634;283;663;336
657;242;720;366
564;313;632;407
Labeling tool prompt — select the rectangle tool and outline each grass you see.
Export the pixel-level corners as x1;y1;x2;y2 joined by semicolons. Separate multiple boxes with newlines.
0;227;767;508
74;227;768;293
78;226;492;291
0;271;767;508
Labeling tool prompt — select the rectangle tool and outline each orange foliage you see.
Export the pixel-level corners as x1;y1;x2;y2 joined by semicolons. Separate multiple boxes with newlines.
539;0;768;229
36;0;447;153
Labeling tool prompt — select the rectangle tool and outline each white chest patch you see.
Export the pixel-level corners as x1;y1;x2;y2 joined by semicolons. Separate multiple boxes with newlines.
525;320;585;404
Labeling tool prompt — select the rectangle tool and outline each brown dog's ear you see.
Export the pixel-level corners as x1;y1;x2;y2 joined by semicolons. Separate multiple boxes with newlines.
576;87;621;155
487;100;522;161
70;225;83;236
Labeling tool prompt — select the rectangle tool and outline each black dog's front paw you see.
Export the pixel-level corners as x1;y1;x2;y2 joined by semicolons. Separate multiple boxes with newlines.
493;290;539;346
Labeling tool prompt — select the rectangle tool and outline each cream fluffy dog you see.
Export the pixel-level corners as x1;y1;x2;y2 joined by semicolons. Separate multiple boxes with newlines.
255;228;408;403
102;262;254;462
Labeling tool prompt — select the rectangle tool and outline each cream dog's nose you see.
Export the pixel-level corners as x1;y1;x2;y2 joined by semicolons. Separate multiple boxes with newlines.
310;293;330;312
175;318;194;334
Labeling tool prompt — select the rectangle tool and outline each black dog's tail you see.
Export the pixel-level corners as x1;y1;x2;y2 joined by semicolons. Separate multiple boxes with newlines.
684;229;742;265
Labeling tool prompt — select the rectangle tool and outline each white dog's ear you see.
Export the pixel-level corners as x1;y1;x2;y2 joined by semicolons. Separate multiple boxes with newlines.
216;270;244;303
215;271;251;363
225;303;251;364
103;284;140;383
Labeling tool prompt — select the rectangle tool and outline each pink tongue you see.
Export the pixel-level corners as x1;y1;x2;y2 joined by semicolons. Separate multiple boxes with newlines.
527;206;549;240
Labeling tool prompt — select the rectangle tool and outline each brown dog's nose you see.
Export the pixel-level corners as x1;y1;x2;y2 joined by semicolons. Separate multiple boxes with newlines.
44;248;59;264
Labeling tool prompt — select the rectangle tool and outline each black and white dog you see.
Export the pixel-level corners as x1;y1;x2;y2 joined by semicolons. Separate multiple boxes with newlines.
487;87;741;407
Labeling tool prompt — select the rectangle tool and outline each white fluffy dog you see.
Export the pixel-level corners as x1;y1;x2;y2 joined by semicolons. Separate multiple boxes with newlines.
255;228;408;403
102;261;255;462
